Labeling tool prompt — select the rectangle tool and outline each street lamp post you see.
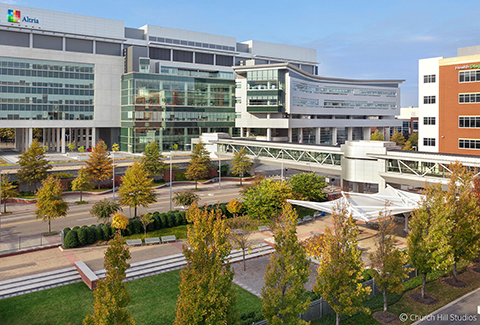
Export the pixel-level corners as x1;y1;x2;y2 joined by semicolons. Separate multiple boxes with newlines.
218;158;221;189
169;154;173;211
281;151;284;182
112;151;115;200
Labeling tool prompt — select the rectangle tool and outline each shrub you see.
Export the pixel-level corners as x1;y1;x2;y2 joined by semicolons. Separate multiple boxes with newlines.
147;222;155;232
77;227;88;246
131;219;142;234
51;172;74;179
160;213;167;228
174;213;183;227
101;224;111;240
63;229;78;248
63;227;71;237
179;211;187;225
361;268;374;282
73;226;80;231
93;226;103;242
174;171;187;181
123;227;132;237
85;226;95;245
153;212;161;230
127;219;136;235
166;213;175;228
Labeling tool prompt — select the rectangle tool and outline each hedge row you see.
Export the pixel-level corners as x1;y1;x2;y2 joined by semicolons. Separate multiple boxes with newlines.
63;203;235;249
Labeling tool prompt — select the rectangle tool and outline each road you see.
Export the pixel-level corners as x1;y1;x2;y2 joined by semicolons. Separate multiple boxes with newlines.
0;185;242;239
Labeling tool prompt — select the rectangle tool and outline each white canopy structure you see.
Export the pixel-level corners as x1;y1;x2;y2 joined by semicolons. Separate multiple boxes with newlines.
288;185;424;223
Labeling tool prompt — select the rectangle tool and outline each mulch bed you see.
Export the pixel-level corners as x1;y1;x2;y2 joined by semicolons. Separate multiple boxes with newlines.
373;311;399;324
443;277;467;288
409;292;438;305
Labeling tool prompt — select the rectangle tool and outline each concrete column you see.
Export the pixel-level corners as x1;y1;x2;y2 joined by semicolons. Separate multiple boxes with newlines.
315;128;321;145
62;37;66;51
61;127;66;154
347;127;353;141
363;127;371;140
246;128;250;137
92;127;96;147
288;128;293;143
298;128;303;143
28;128;33;148
42;128;46;146
240;127;244;138
267;128;272;141
385;127;391;141
92;40;96;54
332;127;338;145
86;128;90;149
56;128;61;152
29;33;33;48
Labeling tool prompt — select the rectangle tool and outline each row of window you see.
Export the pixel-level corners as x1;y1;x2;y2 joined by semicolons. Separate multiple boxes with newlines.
148;36;236;52
292;83;397;97
423;96;436;104
423;117;436;125
459;116;480;128
459;139;480;149
0;60;94;73
323;101;396;109
459;70;480;83
0;69;94;80
0;81;93;89
424;74;436;83
423;93;480;104
0;104;94;111
0;87;94;96
423;138;436;146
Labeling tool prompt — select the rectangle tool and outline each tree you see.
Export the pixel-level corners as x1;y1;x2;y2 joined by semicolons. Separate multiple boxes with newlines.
408;132;418;148
289;172;327;201
231;148;252;186
174;203;237;324
141;141;167;178
112;212;129;231
1;173;17;213
370;129;384;141
139;212;154;239
68;141;76;152
185;141;211;190
35;175;69;233
390;130;406;147
119;161;156;218
172;190;199;210
227;215;255;271
85;140;113;189
407;184;453;299
261;204;311;325
0;128;14;142
17;139;52;190
71;168;93;202
90;199;122;223
444;162;480;282
242;179;294;220
83;232;135;325
369;215;409;313
403;140;414;151
226;198;242;217
78;146;85;153
314;202;371;325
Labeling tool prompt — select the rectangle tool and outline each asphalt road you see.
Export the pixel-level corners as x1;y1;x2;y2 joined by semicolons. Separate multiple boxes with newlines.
0;185;242;239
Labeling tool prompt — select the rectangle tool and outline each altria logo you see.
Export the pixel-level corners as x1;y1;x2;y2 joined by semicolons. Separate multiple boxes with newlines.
7;9;39;24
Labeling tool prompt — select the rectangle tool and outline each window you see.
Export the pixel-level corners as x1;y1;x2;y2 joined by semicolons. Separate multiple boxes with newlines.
423;138;436;146
459;116;480;128
424;74;436;83
459;139;480;149
423;96;436;104
459;70;480;83
423;117;436;125
459;93;480;103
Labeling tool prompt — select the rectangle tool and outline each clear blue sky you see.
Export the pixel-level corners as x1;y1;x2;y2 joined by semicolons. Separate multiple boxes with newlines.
7;0;480;107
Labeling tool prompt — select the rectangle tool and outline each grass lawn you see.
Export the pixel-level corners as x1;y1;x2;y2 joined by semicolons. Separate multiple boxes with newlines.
311;263;480;325
0;269;262;325
124;225;188;241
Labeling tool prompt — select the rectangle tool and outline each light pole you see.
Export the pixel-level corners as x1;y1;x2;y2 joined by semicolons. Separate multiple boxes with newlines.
218;158;221;189
281;150;284;182
169;154;173;211
0;170;2;242
111;143;119;200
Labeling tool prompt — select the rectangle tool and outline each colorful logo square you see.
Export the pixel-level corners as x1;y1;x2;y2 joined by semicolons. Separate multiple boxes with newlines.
8;9;21;23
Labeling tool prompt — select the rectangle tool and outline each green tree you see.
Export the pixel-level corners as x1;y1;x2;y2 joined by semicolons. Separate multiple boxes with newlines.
407;184;453;299
242;179;294;220
68;141;76;152
71;168;93;202
226;198;242;217
119;161;156;218
369;215;409;313
370;129;384;141
261;203;311;325
314;202;371;325
35;175;69;233
78;146;85;153
0;128;14;142
83;232;135;325
174;203;237;324
139;212;154;239
17;139;52;190
403;140;414;151
390;130;406;147
227;215;255;271
231;148;252;186
172;190;199;210
185;141;211;190
408;132;418;148
141;141;167;178
289;172;327;201
90;199;122;223
444;162;480;282
1;173;17;213
85;140;113;189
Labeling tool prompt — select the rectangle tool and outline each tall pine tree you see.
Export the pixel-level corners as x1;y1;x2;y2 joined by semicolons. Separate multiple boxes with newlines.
141;141;167;178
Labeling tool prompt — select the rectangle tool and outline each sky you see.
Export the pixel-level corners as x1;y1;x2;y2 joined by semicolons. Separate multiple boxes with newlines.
4;0;480;107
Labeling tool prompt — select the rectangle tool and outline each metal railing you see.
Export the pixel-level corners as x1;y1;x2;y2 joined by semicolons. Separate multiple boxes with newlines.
0;233;62;255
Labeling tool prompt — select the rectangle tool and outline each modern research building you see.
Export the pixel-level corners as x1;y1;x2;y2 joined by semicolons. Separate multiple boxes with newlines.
0;4;403;153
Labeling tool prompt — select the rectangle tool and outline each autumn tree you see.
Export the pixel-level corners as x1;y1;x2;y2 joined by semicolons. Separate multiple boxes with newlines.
90;199;122;223
35;175;69;233
231;148;252;186
227;215;256;271
370;215;409;314
370;129;384;141
112;212;129;231
174;203;237;324
185;141;211;190
242;179;294;220
141;141;167;178
1;173;17;213
83;232;134;325
444;162;480;282
407;184;453;299
289;172;327;201
68;141;76;152
314;202;371;325
226;198;242;217
172;190;199;210
85;140;113;189
71;168;93;202
17;139;52;190
119;161;156;218
139;212;154;238
0;128;14;142
403;140;414;151
261;203;311;325
390;130;406;147
408;132;418;148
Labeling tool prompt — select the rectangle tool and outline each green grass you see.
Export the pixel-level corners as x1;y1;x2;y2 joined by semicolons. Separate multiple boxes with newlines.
124;225;189;241
0;269;262;325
